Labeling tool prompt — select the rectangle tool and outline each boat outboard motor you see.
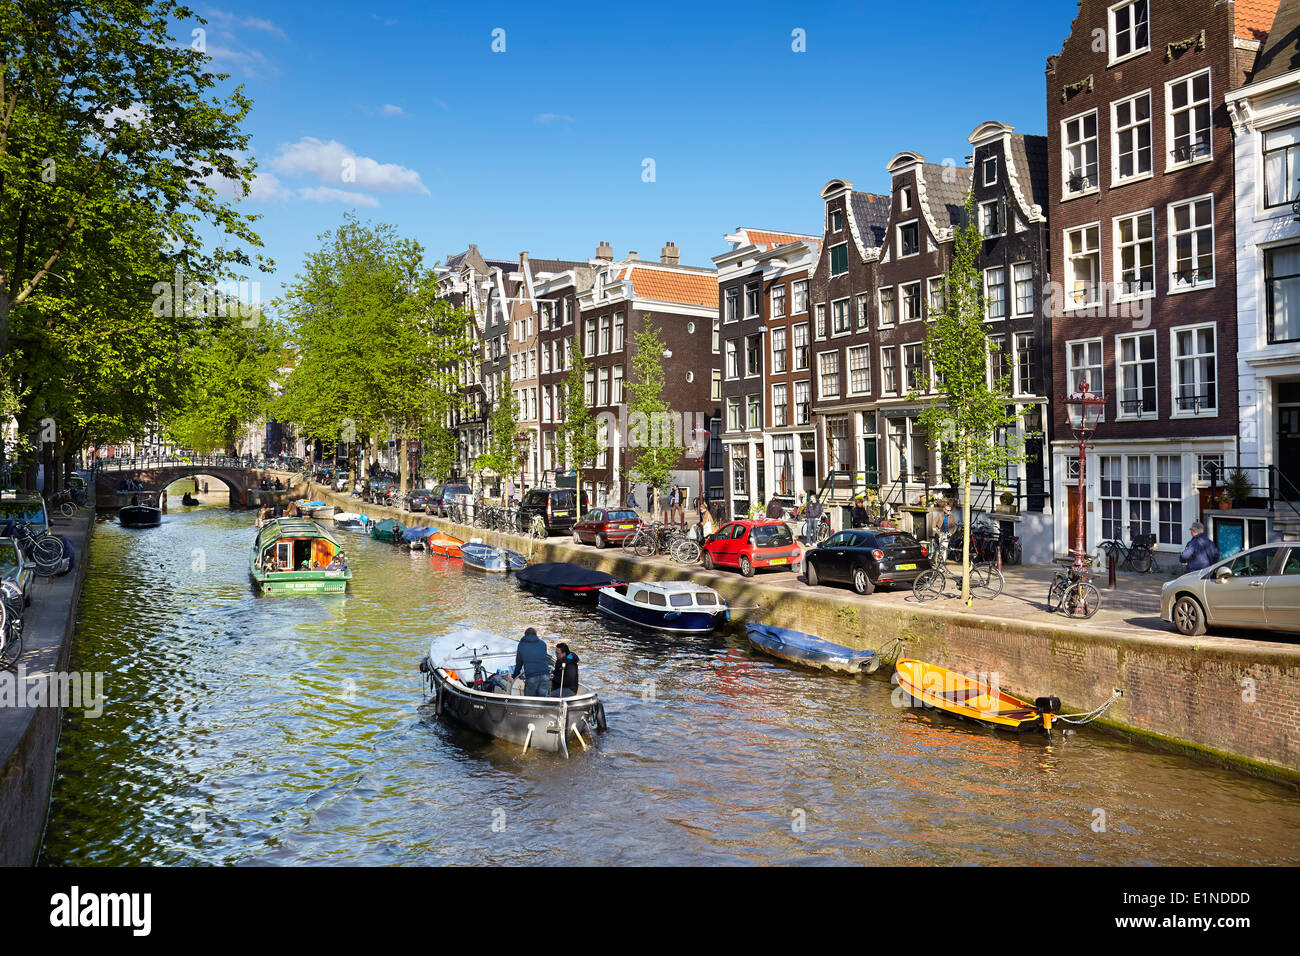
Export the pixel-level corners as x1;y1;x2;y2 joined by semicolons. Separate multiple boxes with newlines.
1034;696;1061;714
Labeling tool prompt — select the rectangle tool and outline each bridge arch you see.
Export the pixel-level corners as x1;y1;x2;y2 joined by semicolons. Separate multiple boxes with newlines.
92;456;297;510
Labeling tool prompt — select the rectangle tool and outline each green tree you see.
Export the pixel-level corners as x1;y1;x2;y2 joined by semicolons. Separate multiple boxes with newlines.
275;215;473;494
1;0;271;477
557;339;599;504
626;318;684;521
913;193;1023;603
474;384;522;498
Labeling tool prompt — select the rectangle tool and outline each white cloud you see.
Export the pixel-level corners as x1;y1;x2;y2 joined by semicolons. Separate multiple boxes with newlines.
203;8;287;39
205;44;277;79
271;137;430;195
298;187;381;207
381;104;405;117
535;113;575;125
199;151;284;202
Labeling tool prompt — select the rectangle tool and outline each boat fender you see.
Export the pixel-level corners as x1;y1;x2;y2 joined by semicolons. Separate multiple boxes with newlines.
1034;696;1061;714
418;658;430;673
433;684;443;716
594;701;608;733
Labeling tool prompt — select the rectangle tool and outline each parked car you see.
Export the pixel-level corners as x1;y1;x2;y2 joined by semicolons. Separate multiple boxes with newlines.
0;493;51;533
572;508;641;548
430;484;472;517
804;528;931;595
405;490;435;513
0;537;33;606
518;488;588;536
1161;541;1300;636
702;519;802;577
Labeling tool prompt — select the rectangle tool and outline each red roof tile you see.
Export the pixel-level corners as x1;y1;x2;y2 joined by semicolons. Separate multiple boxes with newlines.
1237;0;1281;42
623;266;717;308
737;228;820;251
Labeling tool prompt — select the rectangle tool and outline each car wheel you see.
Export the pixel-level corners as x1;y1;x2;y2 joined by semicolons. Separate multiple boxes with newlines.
739;555;754;577
805;561;819;587
596;534;607;550
852;566;874;595
1171;595;1207;636
572;531;582;545
702;552;714;571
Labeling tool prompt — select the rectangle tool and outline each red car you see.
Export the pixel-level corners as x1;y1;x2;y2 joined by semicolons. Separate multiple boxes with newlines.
572;508;641;548
702;519;802;576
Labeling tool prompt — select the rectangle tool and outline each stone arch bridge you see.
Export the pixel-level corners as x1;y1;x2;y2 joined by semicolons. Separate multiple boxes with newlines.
92;455;298;510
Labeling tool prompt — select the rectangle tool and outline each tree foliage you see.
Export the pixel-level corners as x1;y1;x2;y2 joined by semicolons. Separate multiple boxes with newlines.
475;383;522;492
557;339;599;498
626;318;683;518
913;192;1023;602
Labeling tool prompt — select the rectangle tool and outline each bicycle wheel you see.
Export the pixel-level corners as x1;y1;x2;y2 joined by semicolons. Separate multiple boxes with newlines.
971;563;1004;600
1132;551;1156;574
59;501;76;518
672;539;700;565
1063;581;1101;619
912;569;944;602
622;532;642;555
1047;573;1068;612
32;536;66;571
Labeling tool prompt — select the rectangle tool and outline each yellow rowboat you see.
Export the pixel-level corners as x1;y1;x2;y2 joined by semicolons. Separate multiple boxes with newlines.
895;659;1059;734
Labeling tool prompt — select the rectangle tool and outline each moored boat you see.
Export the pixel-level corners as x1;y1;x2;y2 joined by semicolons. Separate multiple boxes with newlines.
331;511;367;532
369;517;403;543
745;623;880;674
119;492;162;528
515;562;621;601
402;525;436;550
427;530;464;558
597;580;728;634
461;541;526;572
293;499;335;520
894;659;1059;734
417;627;606;756
249;517;352;594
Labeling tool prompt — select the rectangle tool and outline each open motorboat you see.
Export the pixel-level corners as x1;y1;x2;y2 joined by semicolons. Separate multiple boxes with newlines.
417;627;606;756
597;580;729;634
119;491;162;528
402;525;436;551
293;499;335;520
894;659;1060;734
249;517;352;594
331;511;368;533
461;541;526;572
746;623;880;675
515;562;621;601
427;530;465;559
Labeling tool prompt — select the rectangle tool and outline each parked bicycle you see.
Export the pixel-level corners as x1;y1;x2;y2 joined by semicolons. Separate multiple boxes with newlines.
912;543;1004;602
0;580;24;669
9;520;67;575
1048;558;1102;619
1097;528;1158;573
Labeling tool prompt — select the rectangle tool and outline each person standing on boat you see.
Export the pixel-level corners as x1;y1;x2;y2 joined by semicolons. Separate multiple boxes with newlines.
513;627;550;697
551;642;579;697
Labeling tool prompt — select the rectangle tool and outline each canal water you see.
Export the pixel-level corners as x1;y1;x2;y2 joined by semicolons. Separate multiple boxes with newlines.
41;505;1300;865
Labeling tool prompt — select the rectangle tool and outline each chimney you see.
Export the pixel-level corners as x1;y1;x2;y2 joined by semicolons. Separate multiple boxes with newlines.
596;241;614;260
627;250;639;261
660;241;679;265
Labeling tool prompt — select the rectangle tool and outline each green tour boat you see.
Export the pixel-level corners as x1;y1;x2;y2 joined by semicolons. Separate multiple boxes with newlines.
250;517;352;594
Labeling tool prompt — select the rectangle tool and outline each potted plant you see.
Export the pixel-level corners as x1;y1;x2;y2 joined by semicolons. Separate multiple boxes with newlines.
1225;468;1253;508
1212;491;1232;510
998;490;1016;513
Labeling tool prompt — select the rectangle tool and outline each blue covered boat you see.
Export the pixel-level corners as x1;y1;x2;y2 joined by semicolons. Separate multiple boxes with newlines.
401;525;437;550
745;623;879;675
597;580;728;634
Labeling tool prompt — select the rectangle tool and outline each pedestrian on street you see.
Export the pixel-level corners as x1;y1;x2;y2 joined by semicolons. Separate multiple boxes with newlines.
765;492;783;519
804;494;824;545
1180;521;1220;572
625;487;637;511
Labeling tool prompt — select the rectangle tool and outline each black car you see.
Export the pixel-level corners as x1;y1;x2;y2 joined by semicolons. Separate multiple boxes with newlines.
804;528;931;594
518;488;588;536
430;483;471;517
405;490;434;513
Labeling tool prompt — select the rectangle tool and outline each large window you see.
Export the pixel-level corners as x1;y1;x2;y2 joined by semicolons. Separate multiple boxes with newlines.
584;369;596;405
792;279;808;314
1156;455;1182;545
745;282;761;317
1264;124;1300;209
1172;324;1216;414
599;315;611;354
747;394;761;430
1116;210;1155;298
1065;224;1101;308
900;282;923;322
1265;243;1300;344
793;323;809;370
771;326;788;373
1167;70;1212;166
725;287;739;322
1112;90;1152;182
1068;338;1103;397
815;304;827;339
980;199;1005;238
928;276;947;317
1110;0;1149;62
856;292;869;330
711;369;721;401
1063;111;1099;193
1169;196;1214;289
771;285;786;319
1128;456;1153;539
830;243;849;276
985;267;1007;319
898;221;919;257
725;339;740;379
585;318;597;354
598;366;609;406
794;381;811;425
1117;332;1157;418
827;416;851;470
726;396;743;431
1100;455;1123;541
832;298;851;334
1012;263;1033;316
881;346;898;394
613;313;625;351
746;334;762;377
819;350;841;399
849;345;871;395
772;384;788;427
904;343;925;393
612;364;623;404
1014;332;1035;396
878;287;896;328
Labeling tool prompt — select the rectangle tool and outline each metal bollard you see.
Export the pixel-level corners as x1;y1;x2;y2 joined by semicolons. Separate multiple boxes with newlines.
1107;551;1117;590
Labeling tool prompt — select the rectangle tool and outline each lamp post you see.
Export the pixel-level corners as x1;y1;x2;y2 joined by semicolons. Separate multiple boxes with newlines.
691;424;710;524
1064;381;1106;571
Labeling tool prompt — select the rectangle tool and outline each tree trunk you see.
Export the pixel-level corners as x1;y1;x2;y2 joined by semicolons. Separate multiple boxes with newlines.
961;461;973;605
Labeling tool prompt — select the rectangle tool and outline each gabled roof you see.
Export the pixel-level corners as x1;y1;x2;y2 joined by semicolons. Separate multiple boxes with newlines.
850;192;891;249
1009;134;1049;212
1239;0;1282;43
1247;0;1300;82
732;227;820;251
918;163;973;231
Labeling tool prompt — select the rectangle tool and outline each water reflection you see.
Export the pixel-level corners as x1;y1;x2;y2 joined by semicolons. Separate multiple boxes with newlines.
39;508;1300;866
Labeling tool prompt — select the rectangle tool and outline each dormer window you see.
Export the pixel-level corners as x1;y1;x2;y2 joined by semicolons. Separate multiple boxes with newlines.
831;209;843;232
982;155;997;186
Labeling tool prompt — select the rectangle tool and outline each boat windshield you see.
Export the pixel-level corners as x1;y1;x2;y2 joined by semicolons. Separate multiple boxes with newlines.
669;593;693;607
694;591;718;606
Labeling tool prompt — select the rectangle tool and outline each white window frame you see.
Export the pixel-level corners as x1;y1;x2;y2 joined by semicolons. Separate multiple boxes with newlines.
745;281;761;318
902;341;926;394
897;219;920;258
880;345;898;395
818;349;841;400
1013;331;1035;397
771;326;787;374
770;284;786;319
1064;222;1102;310
791;279;809;314
1108;0;1150;66
848;344;871;396
1165;68;1213;171
979;199;1005;238
927;276;946;318
745;333;762;379
1066;337;1105;421
1169;321;1217;417
1062;109;1100;196
984;266;1007;320
1115;330;1158;420
900;281;923;323
878;286;896;328
793;322;809;370
1111;89;1153;185
1114;208;1156;301
1012;262;1034;317
772;383;789;427
1167;194;1215;292
982;154;997;186
831;296;852;336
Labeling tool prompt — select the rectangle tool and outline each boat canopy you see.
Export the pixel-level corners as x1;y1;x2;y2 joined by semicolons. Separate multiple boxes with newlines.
516;562;618;590
427;627;519;680
402;525;437;543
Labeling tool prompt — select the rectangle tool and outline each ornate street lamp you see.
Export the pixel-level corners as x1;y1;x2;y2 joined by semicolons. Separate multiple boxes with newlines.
1064;381;1106;570
690;425;711;523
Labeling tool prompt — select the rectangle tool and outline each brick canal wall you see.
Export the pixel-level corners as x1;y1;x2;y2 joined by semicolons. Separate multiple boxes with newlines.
302;479;1300;784
0;511;94;866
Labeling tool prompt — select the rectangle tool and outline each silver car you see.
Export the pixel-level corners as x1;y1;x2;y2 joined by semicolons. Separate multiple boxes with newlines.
1160;541;1300;636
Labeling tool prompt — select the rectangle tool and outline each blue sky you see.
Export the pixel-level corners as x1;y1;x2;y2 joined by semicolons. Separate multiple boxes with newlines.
190;0;1079;301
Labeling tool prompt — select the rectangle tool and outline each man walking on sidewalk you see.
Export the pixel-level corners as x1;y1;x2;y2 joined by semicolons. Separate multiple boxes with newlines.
1180;521;1219;572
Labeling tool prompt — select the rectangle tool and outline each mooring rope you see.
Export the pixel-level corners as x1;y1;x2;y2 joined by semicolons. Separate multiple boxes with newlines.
875;637;905;666
1055;689;1124;725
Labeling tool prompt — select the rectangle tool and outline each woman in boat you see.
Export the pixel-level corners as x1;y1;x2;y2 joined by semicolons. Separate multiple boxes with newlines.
512;627;549;697
327;550;347;571
551;643;579;697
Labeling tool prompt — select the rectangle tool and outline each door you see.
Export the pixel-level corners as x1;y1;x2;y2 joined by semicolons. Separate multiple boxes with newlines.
1211;547;1280;627
1265;547;1300;629
712;523;738;565
1066;485;1081;555
1279;402;1300;499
